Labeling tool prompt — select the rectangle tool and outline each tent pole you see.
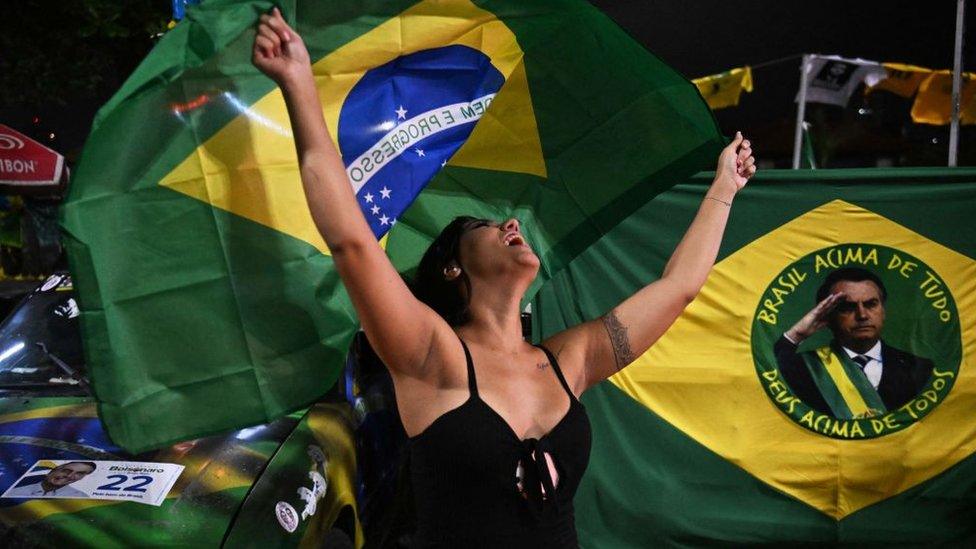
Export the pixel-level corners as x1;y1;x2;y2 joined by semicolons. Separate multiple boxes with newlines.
949;0;966;167
793;55;812;169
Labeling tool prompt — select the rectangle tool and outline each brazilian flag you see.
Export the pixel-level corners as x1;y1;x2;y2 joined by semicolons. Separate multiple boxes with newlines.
60;0;722;452
534;168;976;544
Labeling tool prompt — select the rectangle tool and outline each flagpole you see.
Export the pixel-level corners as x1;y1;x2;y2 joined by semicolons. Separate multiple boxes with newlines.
792;54;812;169
948;0;966;167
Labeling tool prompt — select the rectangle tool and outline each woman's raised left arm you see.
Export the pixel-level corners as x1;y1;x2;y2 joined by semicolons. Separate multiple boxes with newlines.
544;133;755;394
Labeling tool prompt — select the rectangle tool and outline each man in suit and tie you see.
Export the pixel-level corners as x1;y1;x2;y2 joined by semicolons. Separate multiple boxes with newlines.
774;267;933;419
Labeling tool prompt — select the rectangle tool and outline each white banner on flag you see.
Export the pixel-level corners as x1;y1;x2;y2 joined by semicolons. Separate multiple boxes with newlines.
1;460;184;506
797;55;887;107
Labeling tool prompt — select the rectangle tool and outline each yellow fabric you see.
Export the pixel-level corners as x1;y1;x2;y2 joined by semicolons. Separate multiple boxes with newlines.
868;63;932;98
609;199;976;519
910;70;976;125
814;346;871;418
0;403;98;423
160;0;545;256
692;67;753;110
450;60;545;177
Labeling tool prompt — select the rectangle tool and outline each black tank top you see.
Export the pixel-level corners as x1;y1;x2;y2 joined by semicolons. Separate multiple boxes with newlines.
409;338;592;548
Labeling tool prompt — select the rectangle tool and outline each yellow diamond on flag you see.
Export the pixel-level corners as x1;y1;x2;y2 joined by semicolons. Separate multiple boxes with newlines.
610;199;976;519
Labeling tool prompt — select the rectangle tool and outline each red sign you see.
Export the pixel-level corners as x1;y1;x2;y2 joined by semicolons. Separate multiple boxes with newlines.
0;124;65;188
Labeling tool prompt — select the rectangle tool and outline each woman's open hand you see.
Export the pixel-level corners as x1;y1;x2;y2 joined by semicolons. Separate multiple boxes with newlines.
252;7;311;85
715;131;756;192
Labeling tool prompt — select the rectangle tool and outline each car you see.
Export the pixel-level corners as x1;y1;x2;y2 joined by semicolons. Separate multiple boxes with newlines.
0;273;407;547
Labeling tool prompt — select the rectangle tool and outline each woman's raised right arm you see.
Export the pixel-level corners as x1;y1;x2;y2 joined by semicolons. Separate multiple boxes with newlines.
253;9;448;374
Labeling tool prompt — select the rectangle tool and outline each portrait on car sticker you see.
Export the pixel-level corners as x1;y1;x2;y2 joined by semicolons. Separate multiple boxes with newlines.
1;459;184;506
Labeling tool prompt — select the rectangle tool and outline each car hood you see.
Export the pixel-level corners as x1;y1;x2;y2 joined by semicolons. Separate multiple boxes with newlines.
0;395;299;547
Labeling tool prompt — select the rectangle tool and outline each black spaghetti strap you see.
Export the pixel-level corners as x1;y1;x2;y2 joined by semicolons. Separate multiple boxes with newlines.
535;344;575;399
458;337;479;397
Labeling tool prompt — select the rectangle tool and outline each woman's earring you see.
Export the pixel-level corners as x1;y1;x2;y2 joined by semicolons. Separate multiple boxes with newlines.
444;265;462;280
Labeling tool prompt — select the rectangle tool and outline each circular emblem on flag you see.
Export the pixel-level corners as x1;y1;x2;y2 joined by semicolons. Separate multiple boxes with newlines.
337;44;504;237
751;244;961;439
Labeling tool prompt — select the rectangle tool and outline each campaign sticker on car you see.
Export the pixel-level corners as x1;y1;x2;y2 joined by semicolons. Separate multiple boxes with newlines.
275;501;300;533
0;460;184;506
39;274;64;292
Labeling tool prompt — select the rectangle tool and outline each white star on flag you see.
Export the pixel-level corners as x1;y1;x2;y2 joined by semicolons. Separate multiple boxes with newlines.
395;105;407;120
380;215;390;226
364;192;374;203
441;160;447;167
371;205;380;215
391;218;397;226
415;148;425;157
380;186;392;199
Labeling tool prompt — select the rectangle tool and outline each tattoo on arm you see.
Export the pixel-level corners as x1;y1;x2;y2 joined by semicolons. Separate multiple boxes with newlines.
602;311;634;370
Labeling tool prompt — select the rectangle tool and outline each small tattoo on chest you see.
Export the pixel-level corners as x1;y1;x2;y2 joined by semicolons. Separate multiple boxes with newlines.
536;362;551;370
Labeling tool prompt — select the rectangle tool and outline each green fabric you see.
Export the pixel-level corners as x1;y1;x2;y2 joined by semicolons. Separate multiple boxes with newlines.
60;0;721;451
533;168;976;544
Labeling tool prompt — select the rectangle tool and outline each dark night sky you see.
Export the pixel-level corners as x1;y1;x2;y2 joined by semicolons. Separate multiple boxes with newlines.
6;0;974;165
594;1;971;77
590;0;975;165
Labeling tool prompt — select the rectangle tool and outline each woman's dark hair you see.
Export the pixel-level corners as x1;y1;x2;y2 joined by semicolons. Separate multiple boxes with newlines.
411;216;482;326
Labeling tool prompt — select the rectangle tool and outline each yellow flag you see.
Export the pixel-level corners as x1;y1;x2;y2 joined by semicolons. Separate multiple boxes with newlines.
693;66;753;110
868;63;932;98
911;70;976;125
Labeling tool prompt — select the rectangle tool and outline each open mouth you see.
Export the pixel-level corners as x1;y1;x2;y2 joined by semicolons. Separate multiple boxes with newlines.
504;233;526;247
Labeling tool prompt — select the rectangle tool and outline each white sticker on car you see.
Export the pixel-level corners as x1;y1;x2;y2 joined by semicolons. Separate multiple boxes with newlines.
40;275;63;292
54;298;80;319
276;445;331;528
299;470;328;520
275;501;300;533
0;460;184;506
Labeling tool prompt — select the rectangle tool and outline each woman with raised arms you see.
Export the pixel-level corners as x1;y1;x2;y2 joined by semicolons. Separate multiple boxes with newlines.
253;8;755;547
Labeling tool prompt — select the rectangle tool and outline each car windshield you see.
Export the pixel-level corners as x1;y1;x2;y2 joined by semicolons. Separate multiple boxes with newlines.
0;274;88;395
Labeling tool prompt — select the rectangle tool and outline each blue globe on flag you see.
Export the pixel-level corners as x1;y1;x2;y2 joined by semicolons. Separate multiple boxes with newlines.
337;45;504;237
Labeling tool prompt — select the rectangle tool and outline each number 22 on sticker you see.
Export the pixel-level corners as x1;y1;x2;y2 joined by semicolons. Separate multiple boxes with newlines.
97;475;154;492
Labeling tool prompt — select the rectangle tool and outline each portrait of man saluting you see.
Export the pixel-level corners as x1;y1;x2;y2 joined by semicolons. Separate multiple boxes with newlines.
774;267;934;419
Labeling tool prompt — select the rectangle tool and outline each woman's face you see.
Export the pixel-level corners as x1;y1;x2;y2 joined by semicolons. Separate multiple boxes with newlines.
455;218;539;283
